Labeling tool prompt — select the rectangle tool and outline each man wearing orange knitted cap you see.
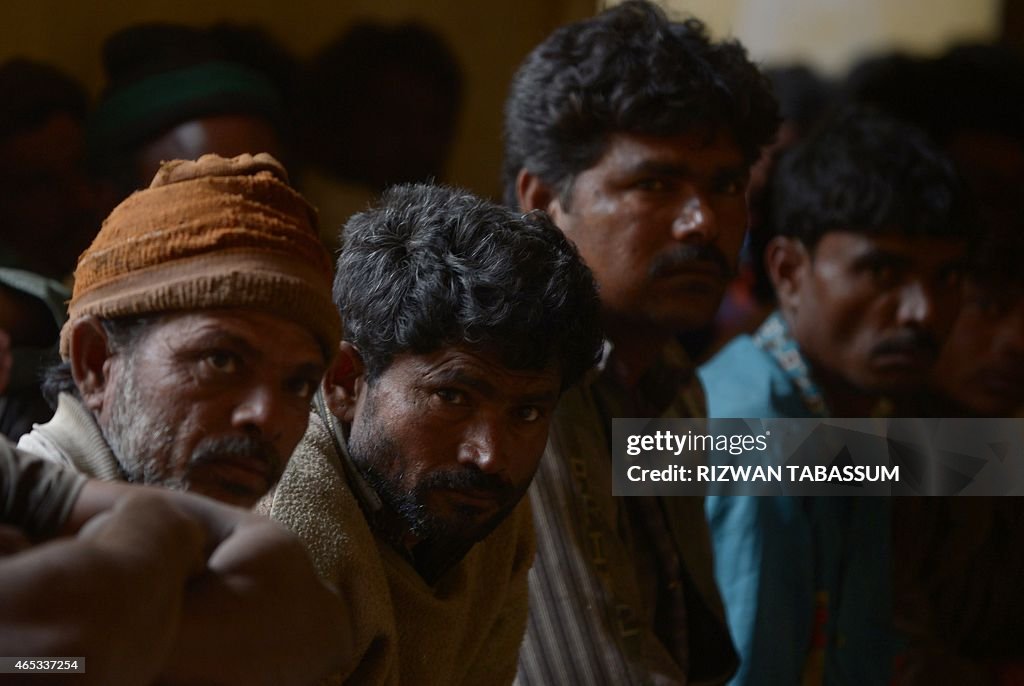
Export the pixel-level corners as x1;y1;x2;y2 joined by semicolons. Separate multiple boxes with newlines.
19;152;340;508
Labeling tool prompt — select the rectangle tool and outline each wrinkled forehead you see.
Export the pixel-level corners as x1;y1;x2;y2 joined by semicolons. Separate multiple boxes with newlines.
131;308;326;363
381;345;562;397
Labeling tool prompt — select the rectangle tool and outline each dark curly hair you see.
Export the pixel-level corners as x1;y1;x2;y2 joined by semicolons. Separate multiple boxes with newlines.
765;105;974;249
502;0;779;208
335;183;603;389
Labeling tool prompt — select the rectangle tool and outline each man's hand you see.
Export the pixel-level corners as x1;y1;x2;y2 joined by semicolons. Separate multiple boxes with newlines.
49;480;353;685
70;481;353;685
0;490;209;686
160;515;355;686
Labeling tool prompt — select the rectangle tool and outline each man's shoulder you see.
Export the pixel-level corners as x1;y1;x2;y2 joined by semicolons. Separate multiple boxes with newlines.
699;335;792;418
262;412;377;582
17;393;122;481
262;411;344;511
699;334;771;388
544;380;610;472
17;420;68;466
263;412;400;686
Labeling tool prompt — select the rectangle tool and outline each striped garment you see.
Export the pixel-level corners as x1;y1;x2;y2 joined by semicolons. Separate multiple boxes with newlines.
517;341;737;686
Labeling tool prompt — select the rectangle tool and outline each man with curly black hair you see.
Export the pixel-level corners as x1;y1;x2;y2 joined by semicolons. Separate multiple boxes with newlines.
504;2;779;683
262;183;603;685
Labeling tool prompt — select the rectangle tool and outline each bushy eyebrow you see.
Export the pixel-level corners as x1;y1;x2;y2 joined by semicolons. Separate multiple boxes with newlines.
623;159;749;182
424;367;559;406
426;367;494;393
172;329;259;358
173;328;326;372
626;160;693;178
850;249;911;268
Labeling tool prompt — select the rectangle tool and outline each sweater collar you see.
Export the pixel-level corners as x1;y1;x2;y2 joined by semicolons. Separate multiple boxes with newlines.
313;389;383;515
45;393;125;481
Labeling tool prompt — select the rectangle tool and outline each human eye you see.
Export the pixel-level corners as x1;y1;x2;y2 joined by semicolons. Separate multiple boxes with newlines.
712;172;746;196
515;405;544;423
435;387;468;405
870;263;896;285
203;350;240;374
633;177;670;192
285;375;320;400
855;254;902;288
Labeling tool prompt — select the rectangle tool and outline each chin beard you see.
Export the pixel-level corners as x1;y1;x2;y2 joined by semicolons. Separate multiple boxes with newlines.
346;417;523;550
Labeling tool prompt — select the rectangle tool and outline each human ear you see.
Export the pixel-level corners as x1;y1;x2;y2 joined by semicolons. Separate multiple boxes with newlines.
322;341;365;424
765;236;810;317
517;169;565;219
68;316;116;413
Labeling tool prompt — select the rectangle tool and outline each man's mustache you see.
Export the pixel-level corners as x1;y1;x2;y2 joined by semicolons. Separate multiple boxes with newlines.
190;435;283;480
871;330;940;357
424;467;515;500
648;244;734;280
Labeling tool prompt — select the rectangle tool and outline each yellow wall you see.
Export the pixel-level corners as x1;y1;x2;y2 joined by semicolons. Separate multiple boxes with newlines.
13;0;991;201
655;0;1000;73
0;0;597;201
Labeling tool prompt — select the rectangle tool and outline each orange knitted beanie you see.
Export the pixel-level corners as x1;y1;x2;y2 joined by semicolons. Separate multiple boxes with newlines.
60;153;340;357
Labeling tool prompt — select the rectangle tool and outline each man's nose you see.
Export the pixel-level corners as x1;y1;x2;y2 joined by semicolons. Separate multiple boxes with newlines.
231;385;281;440
671;192;717;244
457;419;511;475
896;280;939;328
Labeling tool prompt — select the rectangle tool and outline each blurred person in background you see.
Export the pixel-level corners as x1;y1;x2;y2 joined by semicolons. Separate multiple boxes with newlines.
87;23;292;210
296;21;464;248
0;59;100;281
932;228;1024;417
701;107;974;686
0;59;100;439
847;50;1024;686
844;44;1024;240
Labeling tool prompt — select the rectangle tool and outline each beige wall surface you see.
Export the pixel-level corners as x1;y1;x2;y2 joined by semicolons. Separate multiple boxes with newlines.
657;0;1000;73
9;0;994;200
0;0;597;201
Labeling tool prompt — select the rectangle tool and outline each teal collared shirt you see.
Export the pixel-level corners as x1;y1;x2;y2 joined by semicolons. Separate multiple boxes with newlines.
700;316;897;686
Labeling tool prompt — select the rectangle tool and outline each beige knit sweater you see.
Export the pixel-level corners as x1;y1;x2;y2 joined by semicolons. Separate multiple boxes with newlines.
259;411;535;686
17;392;123;482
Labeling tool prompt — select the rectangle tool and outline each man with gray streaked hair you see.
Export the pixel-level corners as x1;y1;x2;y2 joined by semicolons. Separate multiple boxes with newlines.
20;152;339;508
